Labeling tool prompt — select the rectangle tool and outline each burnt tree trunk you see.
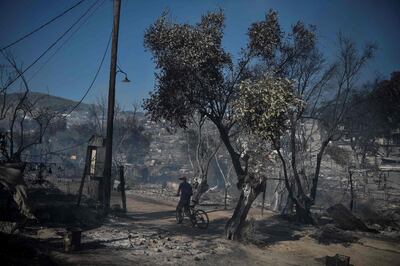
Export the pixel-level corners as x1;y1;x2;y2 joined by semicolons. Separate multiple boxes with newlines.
261;179;267;217
349;170;354;212
224;186;228;210
275;141;315;224
191;174;209;205
293;196;314;224
281;193;293;215
225;181;263;240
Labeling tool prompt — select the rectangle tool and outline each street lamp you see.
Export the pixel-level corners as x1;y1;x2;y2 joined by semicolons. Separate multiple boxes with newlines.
117;65;131;83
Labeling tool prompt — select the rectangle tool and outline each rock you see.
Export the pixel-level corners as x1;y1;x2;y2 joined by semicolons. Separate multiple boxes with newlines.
314;224;358;245
194;256;201;261
0;221;17;234
37;228;60;239
111;204;121;210
327;204;377;232
325;254;350;266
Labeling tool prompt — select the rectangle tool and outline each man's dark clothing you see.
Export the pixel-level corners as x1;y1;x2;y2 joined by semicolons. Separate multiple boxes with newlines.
176;181;193;223
178;182;193;202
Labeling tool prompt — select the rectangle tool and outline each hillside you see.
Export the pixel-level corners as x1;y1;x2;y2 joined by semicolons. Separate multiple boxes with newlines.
7;91;92;113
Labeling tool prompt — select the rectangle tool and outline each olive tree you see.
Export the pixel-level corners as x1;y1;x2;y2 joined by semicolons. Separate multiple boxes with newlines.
143;10;302;239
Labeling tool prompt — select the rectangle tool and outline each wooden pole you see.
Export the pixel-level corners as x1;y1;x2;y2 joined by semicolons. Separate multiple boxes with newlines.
77;146;91;206
224;186;228;210
103;0;121;213
261;179;267;217
119;165;126;213
349;169;354;212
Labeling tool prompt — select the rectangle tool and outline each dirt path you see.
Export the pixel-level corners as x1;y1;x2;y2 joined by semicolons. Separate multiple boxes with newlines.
46;192;400;266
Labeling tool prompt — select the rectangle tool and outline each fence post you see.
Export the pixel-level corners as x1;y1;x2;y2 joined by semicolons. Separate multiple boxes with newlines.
77;146;90;206
119;165;127;213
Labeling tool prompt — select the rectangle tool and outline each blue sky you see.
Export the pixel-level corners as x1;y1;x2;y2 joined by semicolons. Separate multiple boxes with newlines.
0;0;399;109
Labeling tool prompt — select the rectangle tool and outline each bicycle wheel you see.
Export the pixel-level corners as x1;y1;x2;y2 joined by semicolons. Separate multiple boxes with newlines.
194;209;209;229
176;206;184;224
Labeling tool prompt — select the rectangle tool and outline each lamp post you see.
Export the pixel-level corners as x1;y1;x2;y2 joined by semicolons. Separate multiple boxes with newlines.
117;66;131;83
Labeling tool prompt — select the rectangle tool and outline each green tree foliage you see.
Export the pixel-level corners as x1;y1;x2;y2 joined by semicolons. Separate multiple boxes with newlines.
235;75;300;140
144;11;232;128
143;10;272;240
142;8;375;236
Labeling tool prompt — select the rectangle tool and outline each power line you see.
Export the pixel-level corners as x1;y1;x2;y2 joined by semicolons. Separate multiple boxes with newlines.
63;30;112;116
49;141;88;154
24;141;88;158
0;0;87;51
1;0;100;91
28;0;107;82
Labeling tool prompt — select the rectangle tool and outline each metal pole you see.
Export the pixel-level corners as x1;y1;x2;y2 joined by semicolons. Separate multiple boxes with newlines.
103;0;121;213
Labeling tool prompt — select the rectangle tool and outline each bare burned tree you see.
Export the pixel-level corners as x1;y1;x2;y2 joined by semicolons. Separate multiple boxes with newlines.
245;29;376;223
185;113;221;204
215;150;234;210
0;53;58;163
83;98;151;167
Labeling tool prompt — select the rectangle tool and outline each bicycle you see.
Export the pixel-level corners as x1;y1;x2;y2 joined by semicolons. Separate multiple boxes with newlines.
176;203;209;229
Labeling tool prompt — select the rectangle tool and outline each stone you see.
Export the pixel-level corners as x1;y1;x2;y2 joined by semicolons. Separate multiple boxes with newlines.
327;204;376;232
0;221;17;234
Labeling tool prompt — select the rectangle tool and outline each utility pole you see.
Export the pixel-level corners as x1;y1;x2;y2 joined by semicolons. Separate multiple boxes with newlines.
103;0;121;213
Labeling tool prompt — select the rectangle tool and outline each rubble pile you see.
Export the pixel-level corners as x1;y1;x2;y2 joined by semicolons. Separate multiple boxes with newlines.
81;217;231;264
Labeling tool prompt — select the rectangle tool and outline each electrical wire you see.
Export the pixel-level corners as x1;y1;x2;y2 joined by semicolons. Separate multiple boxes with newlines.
28;0;107;82
1;0;100;90
21;141;88;161
0;0;87;51
49;141;87;154
62;30;112;117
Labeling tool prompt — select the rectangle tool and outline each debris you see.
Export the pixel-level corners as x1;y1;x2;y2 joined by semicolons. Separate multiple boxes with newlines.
325;254;351;266
63;227;82;252
314;224;358;245
0;221;18;234
0;163;36;220
326;204;377;232
128;234;134;247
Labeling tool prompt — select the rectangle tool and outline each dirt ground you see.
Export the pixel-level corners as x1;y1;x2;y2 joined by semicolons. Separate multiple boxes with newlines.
37;190;399;266
2;188;400;266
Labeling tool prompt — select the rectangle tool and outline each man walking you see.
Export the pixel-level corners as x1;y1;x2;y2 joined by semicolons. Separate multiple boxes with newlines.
176;176;192;224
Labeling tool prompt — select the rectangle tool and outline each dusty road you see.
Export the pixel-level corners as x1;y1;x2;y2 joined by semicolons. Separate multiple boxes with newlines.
45;191;400;266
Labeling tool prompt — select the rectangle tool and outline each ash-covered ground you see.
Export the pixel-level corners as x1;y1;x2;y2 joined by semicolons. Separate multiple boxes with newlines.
1;182;400;265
